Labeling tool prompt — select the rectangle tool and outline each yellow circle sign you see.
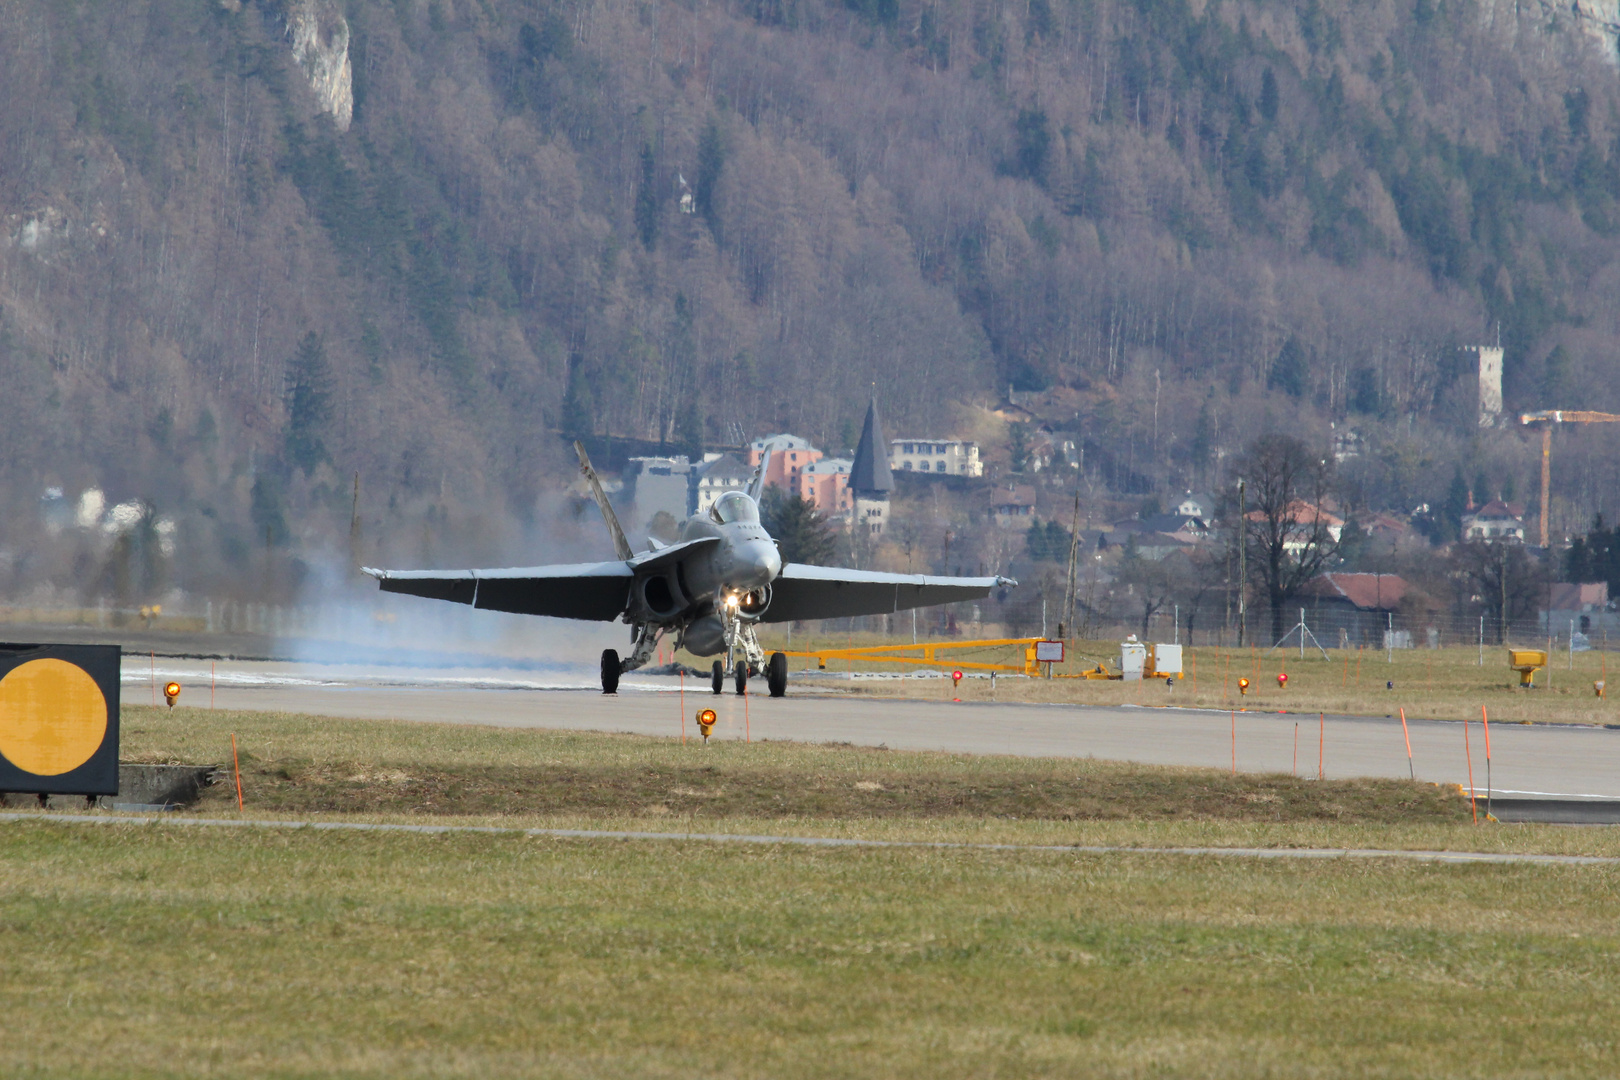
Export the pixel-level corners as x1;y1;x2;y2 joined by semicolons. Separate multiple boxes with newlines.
0;658;108;776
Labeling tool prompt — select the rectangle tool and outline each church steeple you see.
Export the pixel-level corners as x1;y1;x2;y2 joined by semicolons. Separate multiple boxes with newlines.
849;397;893;495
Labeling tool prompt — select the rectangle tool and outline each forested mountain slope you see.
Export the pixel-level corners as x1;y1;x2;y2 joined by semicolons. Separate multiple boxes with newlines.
2;0;1620;597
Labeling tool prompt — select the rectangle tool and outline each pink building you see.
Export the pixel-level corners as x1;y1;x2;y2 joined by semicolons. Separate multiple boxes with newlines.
746;435;821;492
746;435;853;517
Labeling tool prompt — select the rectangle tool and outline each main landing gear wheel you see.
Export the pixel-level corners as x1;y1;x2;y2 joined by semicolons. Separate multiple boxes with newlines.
711;660;725;695
767;651;788;698
600;649;620;695
734;659;748;696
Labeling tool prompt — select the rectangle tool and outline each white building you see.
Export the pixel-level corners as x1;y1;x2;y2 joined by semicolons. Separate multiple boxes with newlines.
694;453;752;515
889;439;983;477
1462;500;1526;542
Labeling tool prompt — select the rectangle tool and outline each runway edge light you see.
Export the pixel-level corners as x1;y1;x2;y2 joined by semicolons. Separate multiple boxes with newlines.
697;709;717;741
164;682;181;708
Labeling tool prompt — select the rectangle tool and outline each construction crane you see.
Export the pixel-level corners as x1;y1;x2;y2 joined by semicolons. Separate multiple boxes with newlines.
1519;410;1620;546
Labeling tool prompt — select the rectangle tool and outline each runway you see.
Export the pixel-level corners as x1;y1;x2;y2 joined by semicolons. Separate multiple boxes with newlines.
125;658;1620;801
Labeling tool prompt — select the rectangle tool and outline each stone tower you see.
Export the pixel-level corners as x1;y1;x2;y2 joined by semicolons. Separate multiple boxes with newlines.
849;398;893;535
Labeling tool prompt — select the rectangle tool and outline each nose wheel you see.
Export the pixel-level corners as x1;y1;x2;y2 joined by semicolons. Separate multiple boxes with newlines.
711;660;724;695
734;659;748;695
600;649;620;694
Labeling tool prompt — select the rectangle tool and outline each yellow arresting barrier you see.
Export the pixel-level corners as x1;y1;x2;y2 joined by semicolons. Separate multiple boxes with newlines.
782;638;1048;677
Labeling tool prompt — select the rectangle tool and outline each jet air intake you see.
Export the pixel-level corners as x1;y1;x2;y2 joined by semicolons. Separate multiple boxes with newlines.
636;569;688;619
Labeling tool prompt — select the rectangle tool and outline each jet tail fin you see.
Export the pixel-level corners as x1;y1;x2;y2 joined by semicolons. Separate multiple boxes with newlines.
574;441;635;561
747;439;780;502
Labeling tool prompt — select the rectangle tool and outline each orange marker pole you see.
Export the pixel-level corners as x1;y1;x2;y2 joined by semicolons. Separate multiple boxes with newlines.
679;669;686;745
1230;709;1236;775
1318;712;1324;780
211;660;216;710
1343;651;1348;687
1293;722;1299;777
1192;651;1197;697
1399;707;1413;780
745;691;751;744
1463;716;1478;824
231;733;244;810
1482;705;1492;818
150;651;156;706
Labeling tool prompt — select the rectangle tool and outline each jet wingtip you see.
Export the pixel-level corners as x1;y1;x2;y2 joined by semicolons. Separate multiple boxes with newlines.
360;566;386;580
997;575;1018;587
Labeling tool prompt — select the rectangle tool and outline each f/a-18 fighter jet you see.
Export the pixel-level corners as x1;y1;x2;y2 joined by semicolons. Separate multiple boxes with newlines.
364;441;1015;697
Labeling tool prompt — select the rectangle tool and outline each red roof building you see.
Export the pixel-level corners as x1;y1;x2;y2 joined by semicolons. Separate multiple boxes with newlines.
1298;572;1409;647
1300;572;1408;611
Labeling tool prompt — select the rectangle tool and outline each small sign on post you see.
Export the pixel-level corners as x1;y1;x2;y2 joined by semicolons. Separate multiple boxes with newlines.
0;644;121;799
1035;640;1064;679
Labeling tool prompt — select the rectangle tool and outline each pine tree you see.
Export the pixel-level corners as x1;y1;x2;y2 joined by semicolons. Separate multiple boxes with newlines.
634;144;659;250
285;332;332;474
1443;467;1469;541
674;395;703;461
761;489;836;565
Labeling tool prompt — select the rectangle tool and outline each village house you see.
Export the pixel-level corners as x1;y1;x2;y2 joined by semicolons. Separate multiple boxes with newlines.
1246;500;1344;554
989;485;1038;527
1462;500;1526;542
888;439;985;477
694;453;752;515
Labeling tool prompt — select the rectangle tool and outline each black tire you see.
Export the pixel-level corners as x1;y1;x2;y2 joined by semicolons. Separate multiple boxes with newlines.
767;652;788;698
711;660;725;695
600;649;620;695
734;659;748;696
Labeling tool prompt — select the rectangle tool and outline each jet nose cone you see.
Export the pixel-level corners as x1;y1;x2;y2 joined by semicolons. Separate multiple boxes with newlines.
735;539;781;588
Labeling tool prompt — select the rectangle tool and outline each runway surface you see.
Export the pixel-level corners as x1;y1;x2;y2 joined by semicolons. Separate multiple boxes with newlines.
125;658;1620;800
8;812;1618;865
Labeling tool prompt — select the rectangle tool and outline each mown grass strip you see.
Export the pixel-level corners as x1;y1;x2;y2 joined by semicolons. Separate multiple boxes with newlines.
115;706;1472;824
5;820;1620;1079
6;812;1614;866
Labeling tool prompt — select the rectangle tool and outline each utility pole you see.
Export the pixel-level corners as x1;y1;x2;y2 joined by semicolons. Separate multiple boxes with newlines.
1063;492;1081;645
1237;478;1247;649
349;472;362;570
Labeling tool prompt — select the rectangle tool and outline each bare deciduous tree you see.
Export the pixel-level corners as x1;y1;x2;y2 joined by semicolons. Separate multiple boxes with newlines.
1237;435;1340;647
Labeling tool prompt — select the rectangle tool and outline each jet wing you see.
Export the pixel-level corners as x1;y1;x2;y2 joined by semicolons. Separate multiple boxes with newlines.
627;536;720;570
759;564;1013;623
362;561;633;621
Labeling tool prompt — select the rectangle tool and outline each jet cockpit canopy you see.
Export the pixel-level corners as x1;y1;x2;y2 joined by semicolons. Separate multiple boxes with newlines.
711;491;760;525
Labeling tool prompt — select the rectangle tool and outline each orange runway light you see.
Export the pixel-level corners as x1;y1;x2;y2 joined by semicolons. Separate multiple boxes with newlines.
951;670;963;687
163;681;181;708
696;709;717;741
1276;673;1288;689
1238;677;1250;695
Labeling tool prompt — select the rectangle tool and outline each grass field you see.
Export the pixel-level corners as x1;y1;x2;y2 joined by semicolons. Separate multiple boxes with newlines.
745;635;1620;725
113;705;1472;826
5;707;1620;1077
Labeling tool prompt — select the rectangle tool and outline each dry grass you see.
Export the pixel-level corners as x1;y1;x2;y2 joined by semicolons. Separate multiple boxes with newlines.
113;705;1468;825
6;706;1620;1076
746;636;1620;724
5;817;1620;1079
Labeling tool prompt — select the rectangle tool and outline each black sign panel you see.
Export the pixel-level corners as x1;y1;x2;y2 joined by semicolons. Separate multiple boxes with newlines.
0;643;121;796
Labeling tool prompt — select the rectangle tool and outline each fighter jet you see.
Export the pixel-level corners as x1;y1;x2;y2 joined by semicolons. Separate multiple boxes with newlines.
364;441;1015;696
